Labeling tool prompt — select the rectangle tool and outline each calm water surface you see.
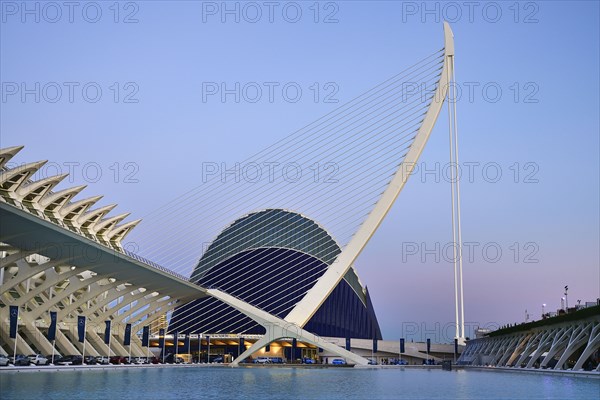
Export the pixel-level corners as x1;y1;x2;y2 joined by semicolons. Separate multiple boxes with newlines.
1;367;598;400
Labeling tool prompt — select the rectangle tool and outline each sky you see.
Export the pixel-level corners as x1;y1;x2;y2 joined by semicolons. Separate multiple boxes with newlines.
1;1;599;343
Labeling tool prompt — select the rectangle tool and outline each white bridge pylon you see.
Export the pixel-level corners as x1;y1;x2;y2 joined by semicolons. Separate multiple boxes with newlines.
209;22;456;366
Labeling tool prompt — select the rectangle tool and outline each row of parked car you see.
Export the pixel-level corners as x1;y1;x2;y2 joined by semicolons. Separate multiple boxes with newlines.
0;354;168;367
366;359;409;365
252;356;285;364
0;353;349;367
251;357;321;364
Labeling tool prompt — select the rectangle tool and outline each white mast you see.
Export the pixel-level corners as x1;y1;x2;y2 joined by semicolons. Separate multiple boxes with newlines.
444;23;465;344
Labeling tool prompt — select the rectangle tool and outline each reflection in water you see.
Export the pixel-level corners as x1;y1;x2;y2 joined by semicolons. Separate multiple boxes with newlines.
1;368;598;400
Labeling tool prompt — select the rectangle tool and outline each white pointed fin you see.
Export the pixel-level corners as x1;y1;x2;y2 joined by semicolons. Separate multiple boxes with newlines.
59;195;104;220
0;145;25;169
39;184;87;210
17;173;69;202
93;212;131;235
77;204;117;228
0;160;48;191
107;219;142;244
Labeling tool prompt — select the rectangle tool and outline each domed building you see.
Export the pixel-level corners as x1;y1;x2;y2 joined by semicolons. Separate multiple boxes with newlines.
169;209;382;340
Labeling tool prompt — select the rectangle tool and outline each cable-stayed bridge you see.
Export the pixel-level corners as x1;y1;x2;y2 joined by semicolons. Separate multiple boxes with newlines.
1;23;463;366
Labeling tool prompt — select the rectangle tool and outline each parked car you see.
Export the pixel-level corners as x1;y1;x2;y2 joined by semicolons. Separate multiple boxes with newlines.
84;356;97;365
46;354;62;365
96;356;110;365
110;356;121;365
164;354;184;364
110;356;130;365
0;355;9;366
56;355;83;365
72;355;84;365
253;356;271;364
28;354;48;365
394;359;408;365
367;359;378;365
302;358;315;364
331;359;346;365
14;354;31;366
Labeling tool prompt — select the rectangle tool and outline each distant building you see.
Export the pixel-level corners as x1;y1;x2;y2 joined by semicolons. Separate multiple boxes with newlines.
169;209;382;340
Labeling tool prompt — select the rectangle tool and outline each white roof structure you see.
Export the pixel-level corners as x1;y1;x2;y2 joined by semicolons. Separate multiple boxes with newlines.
0;145;140;248
0;146;205;359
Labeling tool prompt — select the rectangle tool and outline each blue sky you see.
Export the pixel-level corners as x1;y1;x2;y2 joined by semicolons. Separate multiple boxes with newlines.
1;1;599;341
